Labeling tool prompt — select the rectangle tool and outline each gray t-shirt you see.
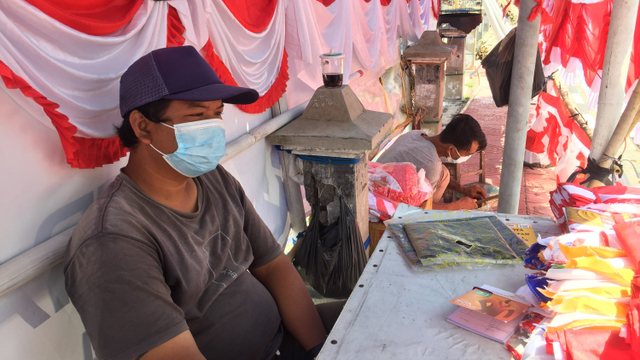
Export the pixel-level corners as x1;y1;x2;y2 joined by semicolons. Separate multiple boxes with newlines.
64;167;283;360
376;130;442;187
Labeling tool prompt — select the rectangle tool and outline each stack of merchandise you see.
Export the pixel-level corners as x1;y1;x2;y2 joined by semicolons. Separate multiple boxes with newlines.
516;184;640;359
367;162;433;221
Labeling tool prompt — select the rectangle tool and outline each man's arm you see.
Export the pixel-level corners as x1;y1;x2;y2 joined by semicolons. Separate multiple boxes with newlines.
446;178;487;200
251;253;327;351
136;330;205;360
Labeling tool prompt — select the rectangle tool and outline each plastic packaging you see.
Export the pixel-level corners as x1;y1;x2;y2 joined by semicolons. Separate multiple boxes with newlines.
388;217;520;270
481;28;546;108
294;196;367;298
368;162;433;221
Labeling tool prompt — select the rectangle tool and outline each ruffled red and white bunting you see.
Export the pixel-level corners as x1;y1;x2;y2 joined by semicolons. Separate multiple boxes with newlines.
0;0;433;168
0;0;168;168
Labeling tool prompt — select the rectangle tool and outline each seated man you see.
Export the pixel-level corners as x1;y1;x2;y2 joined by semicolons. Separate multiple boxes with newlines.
376;114;487;210
64;46;337;360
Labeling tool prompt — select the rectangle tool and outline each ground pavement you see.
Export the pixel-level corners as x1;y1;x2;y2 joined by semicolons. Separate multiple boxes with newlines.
456;70;556;218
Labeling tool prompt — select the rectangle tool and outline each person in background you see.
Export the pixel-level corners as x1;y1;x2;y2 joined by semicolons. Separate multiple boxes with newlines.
376;114;487;210
64;46;341;360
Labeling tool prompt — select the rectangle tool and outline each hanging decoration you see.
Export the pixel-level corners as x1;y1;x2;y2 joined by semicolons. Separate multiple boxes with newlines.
0;0;432;168
524;88;592;183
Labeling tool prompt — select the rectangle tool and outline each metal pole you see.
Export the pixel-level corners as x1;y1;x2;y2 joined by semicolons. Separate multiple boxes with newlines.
270;98;307;258
497;0;541;214
589;0;639;162
589;83;640;187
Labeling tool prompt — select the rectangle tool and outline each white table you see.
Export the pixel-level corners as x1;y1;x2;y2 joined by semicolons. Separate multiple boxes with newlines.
318;207;561;360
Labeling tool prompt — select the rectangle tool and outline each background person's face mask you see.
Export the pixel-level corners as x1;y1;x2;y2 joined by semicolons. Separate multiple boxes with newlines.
150;119;226;177
444;146;472;164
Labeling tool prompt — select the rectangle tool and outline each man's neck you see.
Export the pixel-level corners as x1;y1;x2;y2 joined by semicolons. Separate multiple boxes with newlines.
420;133;452;158
123;150;199;213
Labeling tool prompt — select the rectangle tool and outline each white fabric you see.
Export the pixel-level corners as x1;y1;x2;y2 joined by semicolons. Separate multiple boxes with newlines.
285;0;328;90
548;312;624;329
484;0;513;41
546;268;611;280
201;0;286;96
0;0;168;138
310;0;355;81
407;0;431;40
547;279;629;293
352;0;395;72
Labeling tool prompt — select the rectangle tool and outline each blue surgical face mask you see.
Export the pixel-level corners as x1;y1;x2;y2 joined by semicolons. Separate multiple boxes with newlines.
150;119;226;177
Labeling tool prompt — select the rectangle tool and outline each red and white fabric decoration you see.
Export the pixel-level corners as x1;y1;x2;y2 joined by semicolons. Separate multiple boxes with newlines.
594;186;640;204
0;0;167;168
535;0;640;107
525;87;591;183
549;183;598;221
0;0;432;169
368;162;432;221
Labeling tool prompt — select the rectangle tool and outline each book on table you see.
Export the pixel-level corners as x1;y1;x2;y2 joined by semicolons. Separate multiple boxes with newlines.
447;284;530;344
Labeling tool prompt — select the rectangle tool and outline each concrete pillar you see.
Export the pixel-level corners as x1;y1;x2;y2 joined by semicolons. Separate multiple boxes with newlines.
303;157;369;242
404;31;456;136
589;0;640;162
268;85;394;244
497;0;541;214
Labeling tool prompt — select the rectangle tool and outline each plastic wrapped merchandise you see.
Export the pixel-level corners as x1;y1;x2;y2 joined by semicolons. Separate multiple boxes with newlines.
389;217;519;270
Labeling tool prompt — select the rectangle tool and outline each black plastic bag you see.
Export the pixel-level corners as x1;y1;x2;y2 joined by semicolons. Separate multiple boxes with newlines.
481;27;546;107
294;196;367;299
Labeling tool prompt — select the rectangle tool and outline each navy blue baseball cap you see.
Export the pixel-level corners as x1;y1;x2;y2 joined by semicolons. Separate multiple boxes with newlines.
119;46;259;117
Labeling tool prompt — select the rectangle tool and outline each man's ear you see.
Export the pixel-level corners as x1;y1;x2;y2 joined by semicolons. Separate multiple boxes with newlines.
129;110;153;145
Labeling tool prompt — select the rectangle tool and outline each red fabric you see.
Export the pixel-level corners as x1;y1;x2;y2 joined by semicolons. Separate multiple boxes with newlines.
628;10;640;91
613;219;640;270
548;183;598;223
25;0;144;36
628;275;640;351
432;0;439;20
539;1;640;91
169;8;287;114
369;162;426;206
220;0;277;33
595;186;640;204
167;5;186;48
316;0;337;6
526;89;591;175
546;329;635;360
0;60;127;168
200;40;289;114
540;1;613;89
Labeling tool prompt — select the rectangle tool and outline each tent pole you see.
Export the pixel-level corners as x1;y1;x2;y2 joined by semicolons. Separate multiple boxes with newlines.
270;98;307;257
497;0;541;214
589;83;640;187
588;0;639;165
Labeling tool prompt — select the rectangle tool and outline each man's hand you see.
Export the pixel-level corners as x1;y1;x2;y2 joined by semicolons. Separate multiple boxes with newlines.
453;196;478;210
251;253;327;351
464;184;486;200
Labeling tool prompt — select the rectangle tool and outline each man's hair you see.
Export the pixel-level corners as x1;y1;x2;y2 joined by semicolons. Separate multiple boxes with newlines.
116;98;173;149
439;114;487;152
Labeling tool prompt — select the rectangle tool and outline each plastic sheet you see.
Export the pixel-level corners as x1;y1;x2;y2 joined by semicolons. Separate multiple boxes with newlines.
389;217;519;270
294;196;367;299
480;28;546;108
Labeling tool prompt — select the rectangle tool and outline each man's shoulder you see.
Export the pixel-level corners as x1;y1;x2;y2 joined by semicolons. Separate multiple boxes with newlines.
65;175;153;262
198;165;244;199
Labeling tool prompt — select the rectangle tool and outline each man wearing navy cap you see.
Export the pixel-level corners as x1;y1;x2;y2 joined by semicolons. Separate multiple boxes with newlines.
64;46;334;360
